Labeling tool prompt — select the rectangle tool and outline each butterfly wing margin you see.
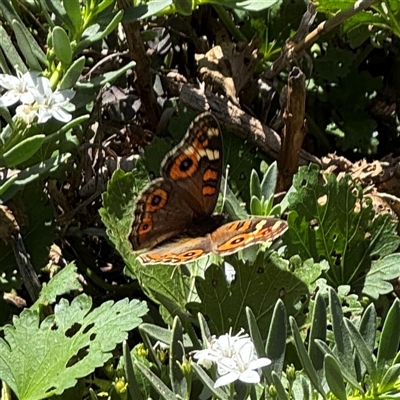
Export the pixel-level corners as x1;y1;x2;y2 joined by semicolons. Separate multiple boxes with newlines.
137;236;213;265
210;218;288;256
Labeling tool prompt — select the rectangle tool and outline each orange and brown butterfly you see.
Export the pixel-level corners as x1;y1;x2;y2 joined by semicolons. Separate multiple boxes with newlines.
129;112;287;265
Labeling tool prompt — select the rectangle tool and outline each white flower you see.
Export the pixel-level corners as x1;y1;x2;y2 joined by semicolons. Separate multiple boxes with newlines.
0;70;40;107
193;328;271;388
15;103;38;125
34;77;75;123
214;338;271;388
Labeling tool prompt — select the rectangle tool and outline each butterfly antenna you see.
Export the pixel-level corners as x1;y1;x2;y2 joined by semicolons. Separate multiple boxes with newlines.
220;164;230;213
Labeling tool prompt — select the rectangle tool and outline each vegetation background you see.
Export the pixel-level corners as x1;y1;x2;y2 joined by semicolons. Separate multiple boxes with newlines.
0;0;399;399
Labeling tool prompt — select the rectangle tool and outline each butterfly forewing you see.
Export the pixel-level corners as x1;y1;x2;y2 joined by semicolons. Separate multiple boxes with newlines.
161;113;223;218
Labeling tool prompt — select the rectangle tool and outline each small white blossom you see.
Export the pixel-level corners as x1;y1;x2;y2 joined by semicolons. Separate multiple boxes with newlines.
34;77;75;123
193;328;271;388
0;70;39;107
15;103;38;125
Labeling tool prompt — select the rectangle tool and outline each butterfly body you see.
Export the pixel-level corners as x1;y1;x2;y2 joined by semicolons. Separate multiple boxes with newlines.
130;112;287;265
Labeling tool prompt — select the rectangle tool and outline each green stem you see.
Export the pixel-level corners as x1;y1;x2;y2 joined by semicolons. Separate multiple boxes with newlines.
212;4;247;43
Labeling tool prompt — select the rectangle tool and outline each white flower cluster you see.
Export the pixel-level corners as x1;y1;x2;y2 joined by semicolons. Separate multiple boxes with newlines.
193;328;271;388
0;70;75;125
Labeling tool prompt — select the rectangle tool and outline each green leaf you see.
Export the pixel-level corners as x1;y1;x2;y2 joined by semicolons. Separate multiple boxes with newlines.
220;0;280;11
59;56;85;89
0;25;27;73
32;263;81;310
192;363;229;400
63;0;82;33
12;20;42;71
377;299;400;374
324;354;346;400
329;288;356;378
250;195;263;215
169;317;186;397
363;254;400;300
0;0;46;64
0;294;148;400
123;342;144;400
264;300;287;381
1;134;46;168
189;254;308;337
308;291;326;373
52;26;72;66
379;364;400;394
74;11;123;56
260;161;278;200
76;60;135;88
290;317;326;397
0;153;71;203
123;0;173;21
271;371;288;400
250;169;262;198
344;318;376;381
134;362;177;400
285;164;387;290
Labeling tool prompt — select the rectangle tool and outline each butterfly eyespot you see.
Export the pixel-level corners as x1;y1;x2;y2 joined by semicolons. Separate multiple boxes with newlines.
180;157;193;171
146;189;168;211
139;217;152;234
230;237;245;245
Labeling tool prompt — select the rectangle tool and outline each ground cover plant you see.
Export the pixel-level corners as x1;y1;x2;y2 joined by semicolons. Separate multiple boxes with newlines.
0;0;400;399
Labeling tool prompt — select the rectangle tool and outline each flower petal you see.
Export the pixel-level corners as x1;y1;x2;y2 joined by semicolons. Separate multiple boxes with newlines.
214;371;239;388
238;370;260;384
248;357;271;369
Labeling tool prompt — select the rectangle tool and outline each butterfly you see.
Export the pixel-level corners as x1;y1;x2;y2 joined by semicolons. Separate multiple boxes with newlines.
129;112;287;265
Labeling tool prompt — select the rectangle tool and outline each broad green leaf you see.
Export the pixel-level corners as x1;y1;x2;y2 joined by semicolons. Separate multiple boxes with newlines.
1;134;45;168
100;169;193;319
324;354;346;400
189;253;308;337
32;263;81;311
0;294;148;400
52;26;72;66
250;195;263;215
284;164;395;291
363;254;400;299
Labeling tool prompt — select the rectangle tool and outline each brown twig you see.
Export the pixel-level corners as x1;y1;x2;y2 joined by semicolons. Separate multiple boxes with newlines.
116;0;160;129
180;84;320;166
277;67;307;192
264;0;381;80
